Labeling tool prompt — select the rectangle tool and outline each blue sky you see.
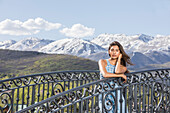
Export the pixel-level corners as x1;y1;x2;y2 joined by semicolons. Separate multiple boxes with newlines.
0;0;170;41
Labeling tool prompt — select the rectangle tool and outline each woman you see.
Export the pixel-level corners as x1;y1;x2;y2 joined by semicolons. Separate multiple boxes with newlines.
98;41;133;113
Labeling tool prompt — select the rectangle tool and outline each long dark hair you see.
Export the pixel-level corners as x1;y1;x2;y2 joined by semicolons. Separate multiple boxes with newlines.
108;41;134;67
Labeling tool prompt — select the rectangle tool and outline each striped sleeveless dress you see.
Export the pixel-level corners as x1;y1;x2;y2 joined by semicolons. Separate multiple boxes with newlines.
98;59;127;113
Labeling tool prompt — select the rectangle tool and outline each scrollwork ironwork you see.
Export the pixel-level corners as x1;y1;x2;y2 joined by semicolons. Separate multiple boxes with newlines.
0;69;169;113
0;92;12;113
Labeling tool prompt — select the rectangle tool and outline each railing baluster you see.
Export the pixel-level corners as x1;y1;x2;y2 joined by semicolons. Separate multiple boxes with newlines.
37;84;40;102
21;87;24;110
26;86;30;107
16;88;19;111
80;100;83;113
95;94;99;113
47;82;49;98
147;82;150;113
120;88;123;113
150;82;154;113
74;103;77;113
42;83;45;100
129;84;132;113
11;89;14;113
61;81;65;113
134;84;137;112
31;85;35;113
91;96;94;113
124;86;128;113
165;79;169;112
115;88;118;113
142;83;146;112
51;82;53;97
31;85;35;105
91;84;94;113
138;83;141;113
67;80;70;113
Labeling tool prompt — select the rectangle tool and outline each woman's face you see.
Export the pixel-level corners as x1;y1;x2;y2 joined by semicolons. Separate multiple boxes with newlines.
109;45;120;59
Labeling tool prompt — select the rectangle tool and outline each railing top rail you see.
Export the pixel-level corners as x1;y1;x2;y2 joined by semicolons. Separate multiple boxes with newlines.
1;68;170;82
126;68;170;75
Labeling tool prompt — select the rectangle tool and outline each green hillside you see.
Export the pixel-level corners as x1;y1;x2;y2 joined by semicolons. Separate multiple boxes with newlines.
0;49;98;78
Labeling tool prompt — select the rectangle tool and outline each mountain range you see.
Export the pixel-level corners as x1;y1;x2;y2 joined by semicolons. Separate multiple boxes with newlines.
0;34;169;70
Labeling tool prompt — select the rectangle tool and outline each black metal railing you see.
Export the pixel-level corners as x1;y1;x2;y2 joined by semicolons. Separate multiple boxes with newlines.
0;68;170;113
0;70;99;113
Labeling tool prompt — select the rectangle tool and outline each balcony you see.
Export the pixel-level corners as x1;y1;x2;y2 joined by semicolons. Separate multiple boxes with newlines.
0;68;170;113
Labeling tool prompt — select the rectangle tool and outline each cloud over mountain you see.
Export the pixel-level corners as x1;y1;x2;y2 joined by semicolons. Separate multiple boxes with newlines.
0;18;62;36
60;24;95;38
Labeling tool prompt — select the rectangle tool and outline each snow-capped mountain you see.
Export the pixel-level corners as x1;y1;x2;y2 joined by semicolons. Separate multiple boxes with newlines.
91;34;147;52
145;35;170;55
0;33;169;70
38;38;106;57
8;37;54;51
0;40;16;49
90;33;169;69
91;33;170;55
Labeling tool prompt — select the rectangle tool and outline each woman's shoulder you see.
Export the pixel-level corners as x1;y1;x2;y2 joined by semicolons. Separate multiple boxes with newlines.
98;59;107;65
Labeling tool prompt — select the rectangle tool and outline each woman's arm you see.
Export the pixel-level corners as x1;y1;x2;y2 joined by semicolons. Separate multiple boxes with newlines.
115;54;127;74
98;59;126;78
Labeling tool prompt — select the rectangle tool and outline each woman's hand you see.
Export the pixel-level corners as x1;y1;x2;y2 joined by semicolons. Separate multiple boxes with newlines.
118;53;122;60
121;74;127;83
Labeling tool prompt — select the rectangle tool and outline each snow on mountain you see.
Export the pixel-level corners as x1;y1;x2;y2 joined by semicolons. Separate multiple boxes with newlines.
91;33;130;49
0;40;16;49
145;35;170;55
138;34;154;42
0;33;169;70
91;34;147;52
8;37;54;51
91;33;169;55
38;38;106;56
90;33;170;69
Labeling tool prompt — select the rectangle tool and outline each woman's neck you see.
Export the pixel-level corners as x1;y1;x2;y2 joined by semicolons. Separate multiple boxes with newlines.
109;58;117;65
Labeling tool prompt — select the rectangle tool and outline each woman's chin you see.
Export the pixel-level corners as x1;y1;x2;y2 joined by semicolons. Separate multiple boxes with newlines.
110;57;117;60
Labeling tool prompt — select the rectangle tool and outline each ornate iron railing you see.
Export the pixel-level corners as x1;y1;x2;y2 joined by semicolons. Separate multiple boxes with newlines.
0;68;170;113
0;70;99;113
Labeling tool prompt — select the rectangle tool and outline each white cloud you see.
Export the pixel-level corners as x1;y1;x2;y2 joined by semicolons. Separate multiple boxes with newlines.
0;18;62;36
60;24;95;38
